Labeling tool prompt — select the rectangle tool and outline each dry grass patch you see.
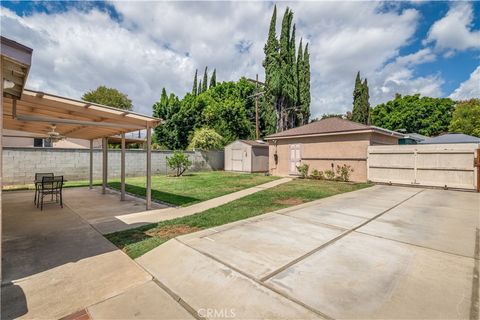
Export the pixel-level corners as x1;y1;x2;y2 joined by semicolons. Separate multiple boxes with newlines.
274;198;305;205
145;225;200;239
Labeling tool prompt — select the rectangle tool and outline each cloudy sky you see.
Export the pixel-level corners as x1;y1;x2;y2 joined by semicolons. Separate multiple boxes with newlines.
1;1;479;117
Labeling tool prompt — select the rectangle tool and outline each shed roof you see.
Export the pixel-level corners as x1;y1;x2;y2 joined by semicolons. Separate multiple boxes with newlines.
3;89;160;140
239;140;269;147
265;117;403;140
419;133;480;144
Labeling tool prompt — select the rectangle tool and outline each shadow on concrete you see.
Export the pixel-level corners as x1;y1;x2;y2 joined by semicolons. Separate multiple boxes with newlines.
1;283;27;320
1;190;120;318
108;182;199;206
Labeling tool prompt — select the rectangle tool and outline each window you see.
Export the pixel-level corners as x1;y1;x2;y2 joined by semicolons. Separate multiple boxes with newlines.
33;138;52;148
33;138;43;147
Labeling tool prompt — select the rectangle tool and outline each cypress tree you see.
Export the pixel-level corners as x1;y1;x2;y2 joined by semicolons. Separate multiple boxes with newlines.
198;80;203;95
352;71;369;124
263;6;310;131
192;69;198;96
202;66;208;93
210;69;217;88
289;24;298;128
296;38;303;107
302;43;311;124
363;78;371;124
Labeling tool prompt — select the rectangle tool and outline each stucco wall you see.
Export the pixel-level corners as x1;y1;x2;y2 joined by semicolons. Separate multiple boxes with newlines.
2;147;224;186
268;132;398;182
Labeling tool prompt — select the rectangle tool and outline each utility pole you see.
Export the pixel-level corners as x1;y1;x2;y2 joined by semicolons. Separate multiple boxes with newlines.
247;76;266;140
255;74;259;140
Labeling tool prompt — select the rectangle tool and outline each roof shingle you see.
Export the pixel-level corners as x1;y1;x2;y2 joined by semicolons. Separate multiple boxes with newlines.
265;117;374;139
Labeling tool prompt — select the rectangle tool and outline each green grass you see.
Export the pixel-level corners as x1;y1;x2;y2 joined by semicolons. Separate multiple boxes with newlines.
107;171;278;206
106;179;372;259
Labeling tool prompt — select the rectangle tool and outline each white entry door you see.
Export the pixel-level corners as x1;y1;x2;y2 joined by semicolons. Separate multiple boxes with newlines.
232;148;244;171
289;144;301;174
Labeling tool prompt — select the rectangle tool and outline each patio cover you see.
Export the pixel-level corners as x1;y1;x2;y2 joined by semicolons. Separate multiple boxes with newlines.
3;89;160;140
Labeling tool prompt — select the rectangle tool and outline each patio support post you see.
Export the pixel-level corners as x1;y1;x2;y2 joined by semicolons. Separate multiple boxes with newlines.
102;137;108;194
89;139;93;189
121;133;126;200
146;125;152;210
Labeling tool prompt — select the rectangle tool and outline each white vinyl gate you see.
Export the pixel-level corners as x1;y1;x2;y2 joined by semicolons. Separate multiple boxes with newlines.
368;144;479;190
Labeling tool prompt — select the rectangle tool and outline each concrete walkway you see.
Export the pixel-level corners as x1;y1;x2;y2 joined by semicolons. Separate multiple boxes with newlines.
136;185;480;319
94;177;292;234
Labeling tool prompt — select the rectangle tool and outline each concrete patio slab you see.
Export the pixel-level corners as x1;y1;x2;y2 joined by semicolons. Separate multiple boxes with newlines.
136;239;321;319
87;281;195;319
357;189;480;257
266;232;475;319
64;187;166;232
1;191;152;319
181;213;343;279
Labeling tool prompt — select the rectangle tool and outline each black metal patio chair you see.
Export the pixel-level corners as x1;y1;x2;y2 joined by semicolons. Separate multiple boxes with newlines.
37;176;64;211
34;172;54;205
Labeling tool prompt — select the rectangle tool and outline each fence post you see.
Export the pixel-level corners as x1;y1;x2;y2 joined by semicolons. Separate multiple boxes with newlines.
476;149;480;193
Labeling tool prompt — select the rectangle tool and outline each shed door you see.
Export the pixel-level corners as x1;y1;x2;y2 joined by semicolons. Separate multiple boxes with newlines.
289;144;301;174
232;148;244;171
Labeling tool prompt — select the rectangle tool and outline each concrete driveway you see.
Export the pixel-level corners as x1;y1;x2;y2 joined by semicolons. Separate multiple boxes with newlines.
137;185;480;319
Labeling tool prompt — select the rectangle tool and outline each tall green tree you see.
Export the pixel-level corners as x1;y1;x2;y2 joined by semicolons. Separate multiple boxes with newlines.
202;66;208;93
371;94;455;136
263;6;310;132
192;69;198;96
82;85;133;110
449;99;480;137
362;78;370;124
152;78;275;150
301;42;310;124
210;69;217;88
198;80;203;95
351;72;370;124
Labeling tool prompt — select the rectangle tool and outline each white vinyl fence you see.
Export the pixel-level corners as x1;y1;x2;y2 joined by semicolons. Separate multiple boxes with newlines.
368;143;479;190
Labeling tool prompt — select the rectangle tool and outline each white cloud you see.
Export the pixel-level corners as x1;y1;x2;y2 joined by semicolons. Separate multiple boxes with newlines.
425;2;480;52
0;2;446;118
449;66;480;100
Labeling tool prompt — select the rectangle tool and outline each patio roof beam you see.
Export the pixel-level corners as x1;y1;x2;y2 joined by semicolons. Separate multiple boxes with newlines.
89;140;93;190
121;133;126;201
15;114;143;129
102;137;108;194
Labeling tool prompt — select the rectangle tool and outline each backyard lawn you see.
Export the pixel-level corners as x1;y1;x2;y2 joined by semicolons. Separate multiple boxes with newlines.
108;171;278;206
106;179;372;258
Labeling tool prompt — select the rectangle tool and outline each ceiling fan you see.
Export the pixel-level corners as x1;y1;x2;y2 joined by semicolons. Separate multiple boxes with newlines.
45;124;65;143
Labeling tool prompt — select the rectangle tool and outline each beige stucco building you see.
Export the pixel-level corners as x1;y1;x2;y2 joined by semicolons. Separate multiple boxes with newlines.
264;118;402;182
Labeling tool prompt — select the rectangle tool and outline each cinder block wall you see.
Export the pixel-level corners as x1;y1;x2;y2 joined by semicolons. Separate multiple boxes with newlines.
2;147;224;186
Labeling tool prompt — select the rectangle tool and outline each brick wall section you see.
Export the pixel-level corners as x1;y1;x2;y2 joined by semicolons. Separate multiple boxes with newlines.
3;147;224;186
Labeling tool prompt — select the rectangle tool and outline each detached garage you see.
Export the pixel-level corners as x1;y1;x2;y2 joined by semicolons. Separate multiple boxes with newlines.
224;140;269;173
264;118;403;181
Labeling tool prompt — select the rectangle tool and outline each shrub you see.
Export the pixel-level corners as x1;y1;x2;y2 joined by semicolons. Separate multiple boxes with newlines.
310;169;324;180
167;151;192;177
296;163;309;179
335;164;354;182
188;127;224;150
324;169;335;180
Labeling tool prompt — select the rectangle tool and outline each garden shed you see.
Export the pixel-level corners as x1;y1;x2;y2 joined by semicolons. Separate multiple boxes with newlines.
224;140;269;173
